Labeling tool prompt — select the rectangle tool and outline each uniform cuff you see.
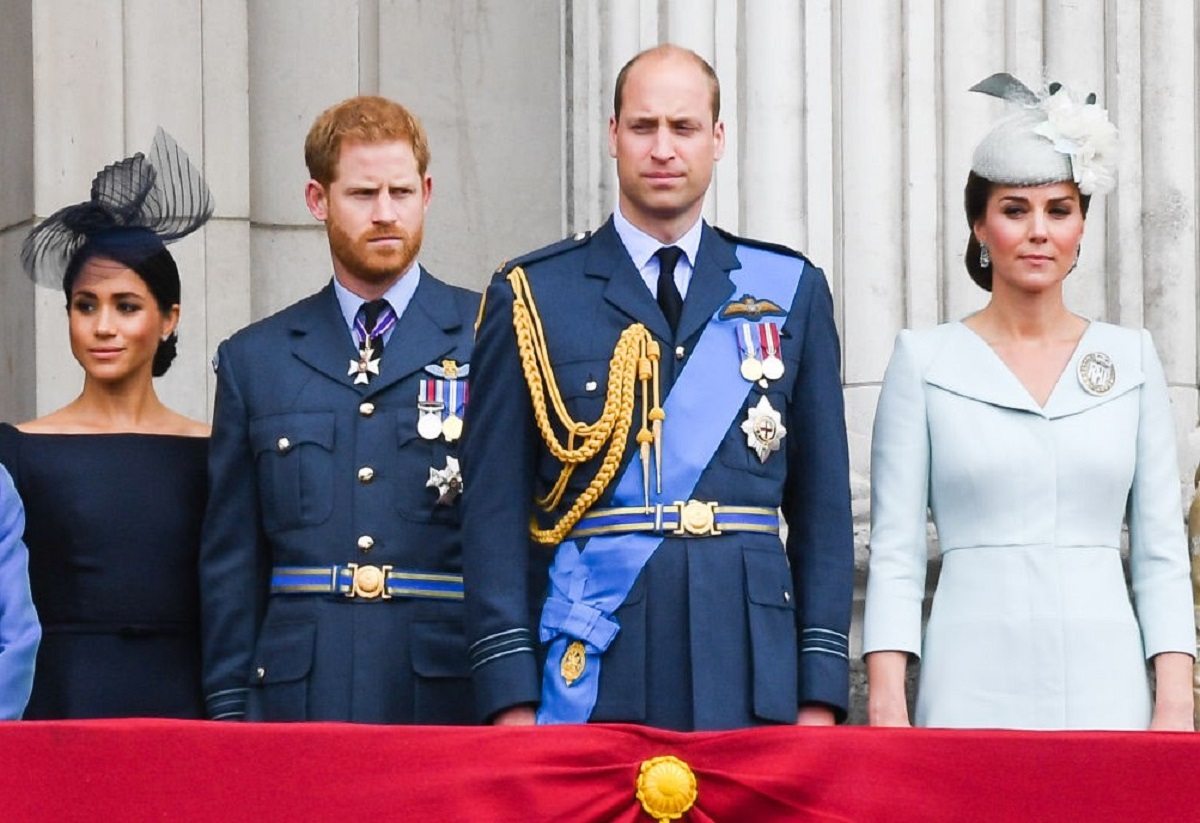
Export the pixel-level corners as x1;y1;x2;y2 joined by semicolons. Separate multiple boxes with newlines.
469;629;541;722
206;687;248;720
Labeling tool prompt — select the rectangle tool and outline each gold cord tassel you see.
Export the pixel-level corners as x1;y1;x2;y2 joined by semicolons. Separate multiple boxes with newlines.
636;345;653;509
646;341;664;494
507;266;659;544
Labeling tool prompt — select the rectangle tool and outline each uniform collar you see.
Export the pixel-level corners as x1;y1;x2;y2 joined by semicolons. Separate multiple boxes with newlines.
611;207;703;273
331;262;422;341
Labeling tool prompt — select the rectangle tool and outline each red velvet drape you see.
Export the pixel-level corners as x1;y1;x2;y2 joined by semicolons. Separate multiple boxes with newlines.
2;721;1195;821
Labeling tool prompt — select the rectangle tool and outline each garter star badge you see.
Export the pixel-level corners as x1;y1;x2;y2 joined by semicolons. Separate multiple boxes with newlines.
560;640;587;686
740;395;787;463
426;456;463;506
1077;351;1115;396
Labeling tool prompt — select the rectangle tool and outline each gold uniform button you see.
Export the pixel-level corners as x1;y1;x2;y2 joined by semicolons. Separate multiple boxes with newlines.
276;437;291;453
359;401;376;417
357;467;375;483
357;535;375;551
675;346;685;360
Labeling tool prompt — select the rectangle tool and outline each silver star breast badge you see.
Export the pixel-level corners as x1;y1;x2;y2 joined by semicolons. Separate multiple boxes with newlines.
740;395;787;463
427;456;464;505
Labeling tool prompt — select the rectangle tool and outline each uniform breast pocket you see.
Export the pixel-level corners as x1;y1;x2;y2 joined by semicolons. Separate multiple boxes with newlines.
249;412;336;533
532;359;611;492
554;359;611;427
395;409;459;524
716;389;790;480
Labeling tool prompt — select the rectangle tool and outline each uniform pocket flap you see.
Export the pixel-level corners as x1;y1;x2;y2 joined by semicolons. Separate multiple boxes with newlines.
251;619;316;684
743;550;795;610
552;359;611;401
249;412;336;455
410;621;471;678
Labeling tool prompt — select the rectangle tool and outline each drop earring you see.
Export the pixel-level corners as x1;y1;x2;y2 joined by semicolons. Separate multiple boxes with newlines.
979;243;991;268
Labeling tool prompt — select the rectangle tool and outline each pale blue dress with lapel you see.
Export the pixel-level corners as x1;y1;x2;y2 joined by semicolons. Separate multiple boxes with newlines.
864;321;1195;729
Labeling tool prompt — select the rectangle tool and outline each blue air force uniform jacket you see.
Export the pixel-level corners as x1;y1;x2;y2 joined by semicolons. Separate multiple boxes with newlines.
201;272;480;722
461;219;854;729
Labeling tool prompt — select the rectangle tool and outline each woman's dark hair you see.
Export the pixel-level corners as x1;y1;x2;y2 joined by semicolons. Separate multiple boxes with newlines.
62;228;181;377
963;171;1092;291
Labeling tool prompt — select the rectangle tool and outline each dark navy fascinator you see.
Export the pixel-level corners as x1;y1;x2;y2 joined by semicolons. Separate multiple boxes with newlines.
20;128;214;287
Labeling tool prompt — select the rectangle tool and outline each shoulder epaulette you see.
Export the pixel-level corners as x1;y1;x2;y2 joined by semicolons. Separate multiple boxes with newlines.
493;229;595;276
711;225;811;264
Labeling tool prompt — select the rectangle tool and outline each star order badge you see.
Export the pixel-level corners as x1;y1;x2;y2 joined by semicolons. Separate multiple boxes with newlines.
426;456;464;505
740;395;787;463
349;342;381;385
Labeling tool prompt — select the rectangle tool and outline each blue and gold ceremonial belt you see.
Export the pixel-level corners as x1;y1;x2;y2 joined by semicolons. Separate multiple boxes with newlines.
570;501;779;539
269;565;464;601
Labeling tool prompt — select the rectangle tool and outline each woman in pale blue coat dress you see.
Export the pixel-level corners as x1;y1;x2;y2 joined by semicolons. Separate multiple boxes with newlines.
863;74;1195;730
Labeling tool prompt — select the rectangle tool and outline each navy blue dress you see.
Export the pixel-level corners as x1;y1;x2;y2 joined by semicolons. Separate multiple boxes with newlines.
0;423;206;719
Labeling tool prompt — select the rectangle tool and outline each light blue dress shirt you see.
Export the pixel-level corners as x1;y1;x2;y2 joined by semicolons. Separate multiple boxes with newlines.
331;261;422;346
612;207;702;301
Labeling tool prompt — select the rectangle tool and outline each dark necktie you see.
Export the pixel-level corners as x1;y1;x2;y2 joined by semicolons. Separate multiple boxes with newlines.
358;298;393;358
655;246;684;334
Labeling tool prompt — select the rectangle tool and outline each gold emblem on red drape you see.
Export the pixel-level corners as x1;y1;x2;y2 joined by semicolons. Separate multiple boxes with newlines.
636;755;697;821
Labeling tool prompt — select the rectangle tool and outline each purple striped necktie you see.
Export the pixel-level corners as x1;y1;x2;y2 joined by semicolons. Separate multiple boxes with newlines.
355;299;397;358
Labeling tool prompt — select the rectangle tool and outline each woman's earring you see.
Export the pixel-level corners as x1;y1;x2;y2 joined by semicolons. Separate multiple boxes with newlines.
979;243;991;268
1068;245;1080;274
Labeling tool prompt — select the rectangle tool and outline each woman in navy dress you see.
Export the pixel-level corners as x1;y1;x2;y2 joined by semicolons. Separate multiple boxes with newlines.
0;130;213;718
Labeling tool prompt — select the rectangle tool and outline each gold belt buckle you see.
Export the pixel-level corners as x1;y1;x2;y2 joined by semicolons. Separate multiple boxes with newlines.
347;563;392;599
674;500;720;537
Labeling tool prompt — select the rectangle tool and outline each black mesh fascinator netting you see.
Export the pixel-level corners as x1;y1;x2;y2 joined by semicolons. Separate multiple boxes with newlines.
21;128;214;287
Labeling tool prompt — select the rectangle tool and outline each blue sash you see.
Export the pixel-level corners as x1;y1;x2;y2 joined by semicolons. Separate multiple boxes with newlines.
536;246;805;723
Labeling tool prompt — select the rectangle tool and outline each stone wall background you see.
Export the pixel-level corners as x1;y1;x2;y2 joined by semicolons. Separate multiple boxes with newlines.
2;0;1197;723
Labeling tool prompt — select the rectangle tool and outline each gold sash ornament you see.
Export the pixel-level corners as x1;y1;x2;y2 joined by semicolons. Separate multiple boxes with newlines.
559;640;587;686
506;266;664;545
636;756;698;821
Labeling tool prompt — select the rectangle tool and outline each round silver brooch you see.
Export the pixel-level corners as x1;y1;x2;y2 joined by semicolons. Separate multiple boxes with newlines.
1077;351;1116;396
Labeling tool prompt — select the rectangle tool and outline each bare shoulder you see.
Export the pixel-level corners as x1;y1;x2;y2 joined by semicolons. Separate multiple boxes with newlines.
164;410;211;438
14;408;78;434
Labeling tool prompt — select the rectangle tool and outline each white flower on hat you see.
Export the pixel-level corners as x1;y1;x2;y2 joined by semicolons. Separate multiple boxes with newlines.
970;73;1120;196
1033;87;1119;195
